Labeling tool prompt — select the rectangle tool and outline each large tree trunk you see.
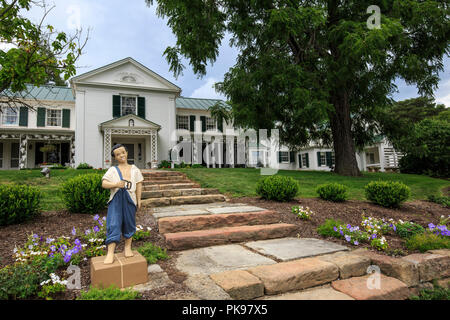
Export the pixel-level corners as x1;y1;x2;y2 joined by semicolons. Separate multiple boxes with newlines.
329;95;361;176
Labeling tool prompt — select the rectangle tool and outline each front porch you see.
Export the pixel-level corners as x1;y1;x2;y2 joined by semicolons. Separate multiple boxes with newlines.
100;114;160;169
0;130;75;169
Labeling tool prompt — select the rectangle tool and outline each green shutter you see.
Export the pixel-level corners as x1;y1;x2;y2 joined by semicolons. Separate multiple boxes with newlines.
200;116;206;132
189;115;196;132
37;107;46;127
217;116;223;132
138;97;145;119
19;107;28;127
305;153;309;168
113;95;121;118
317;152;321;166
278;151;282;163
298;154;302;168
62;109;70;128
290;151;295;163
326;152;332;167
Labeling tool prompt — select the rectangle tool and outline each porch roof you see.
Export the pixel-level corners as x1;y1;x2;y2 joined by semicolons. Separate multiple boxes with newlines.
99;114;161;131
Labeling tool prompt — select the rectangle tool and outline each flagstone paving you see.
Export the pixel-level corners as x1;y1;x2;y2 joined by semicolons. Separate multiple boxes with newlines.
244;237;349;261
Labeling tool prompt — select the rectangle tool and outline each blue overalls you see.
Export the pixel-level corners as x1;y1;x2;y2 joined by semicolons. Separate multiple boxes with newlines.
105;166;136;245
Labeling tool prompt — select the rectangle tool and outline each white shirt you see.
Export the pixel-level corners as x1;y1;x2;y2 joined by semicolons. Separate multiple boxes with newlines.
102;165;144;206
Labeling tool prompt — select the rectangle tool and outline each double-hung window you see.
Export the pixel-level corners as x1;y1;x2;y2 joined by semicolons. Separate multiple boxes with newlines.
1;106;19;125
280;151;289;163
176;115;189;130
301;154;308;167
206;117;216;130
121;96;137;116
320;152;326;166
47;109;62;127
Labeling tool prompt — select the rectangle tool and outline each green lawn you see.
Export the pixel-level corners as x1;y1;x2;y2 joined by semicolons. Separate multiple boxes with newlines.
0;168;448;212
0;169;106;211
173;168;450;201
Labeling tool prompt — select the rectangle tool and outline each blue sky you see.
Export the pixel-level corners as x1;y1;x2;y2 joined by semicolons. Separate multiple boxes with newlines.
23;0;449;106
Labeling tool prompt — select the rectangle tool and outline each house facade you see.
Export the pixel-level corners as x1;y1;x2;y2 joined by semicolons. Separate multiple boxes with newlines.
0;57;402;172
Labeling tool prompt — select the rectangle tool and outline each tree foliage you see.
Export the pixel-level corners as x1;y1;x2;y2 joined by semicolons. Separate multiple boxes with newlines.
380;97;447;149
0;0;88;109
146;0;449;176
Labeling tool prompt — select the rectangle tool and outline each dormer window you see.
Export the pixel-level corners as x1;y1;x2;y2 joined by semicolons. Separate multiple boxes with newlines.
121;96;137;116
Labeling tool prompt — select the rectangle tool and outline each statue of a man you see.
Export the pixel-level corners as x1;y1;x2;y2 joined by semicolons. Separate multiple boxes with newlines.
101;144;144;264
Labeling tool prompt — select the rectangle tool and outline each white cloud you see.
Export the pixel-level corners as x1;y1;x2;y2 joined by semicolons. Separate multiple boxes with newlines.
435;79;450;108
0;42;17;51
190;78;227;100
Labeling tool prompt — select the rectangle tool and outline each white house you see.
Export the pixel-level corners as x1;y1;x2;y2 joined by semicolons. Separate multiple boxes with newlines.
0;57;403;172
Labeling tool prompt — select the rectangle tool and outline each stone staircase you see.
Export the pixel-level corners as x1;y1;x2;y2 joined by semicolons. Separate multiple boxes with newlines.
141;170;226;207
152;203;298;250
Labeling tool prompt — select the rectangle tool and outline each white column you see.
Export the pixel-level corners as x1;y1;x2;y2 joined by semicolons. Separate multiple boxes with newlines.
19;134;28;169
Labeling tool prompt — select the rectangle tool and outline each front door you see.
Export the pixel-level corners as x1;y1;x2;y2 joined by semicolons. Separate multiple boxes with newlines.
123;144;135;165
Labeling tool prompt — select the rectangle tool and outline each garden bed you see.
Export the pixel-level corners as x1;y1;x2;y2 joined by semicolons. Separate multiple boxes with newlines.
227;197;450;256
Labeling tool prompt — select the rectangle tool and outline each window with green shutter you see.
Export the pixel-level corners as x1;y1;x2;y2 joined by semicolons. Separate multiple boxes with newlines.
190;115;196;132
305;153;309;168
138;97;145;119
326;152;333;167
37;107;46;127
62;109;70;128
217;116;223;132
298;154;302;168
113;95;121;118
19;107;28;127
290;151;295;163
200;116;206;132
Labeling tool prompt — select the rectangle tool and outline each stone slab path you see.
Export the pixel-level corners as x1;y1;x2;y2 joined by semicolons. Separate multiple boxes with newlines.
136;184;450;300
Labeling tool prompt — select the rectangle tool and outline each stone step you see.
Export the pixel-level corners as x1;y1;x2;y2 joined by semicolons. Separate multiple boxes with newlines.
142;188;220;199
164;223;297;250
158;210;281;233
144;179;190;185
142;171;185;177
246;257;339;295
331;274;411;300
141;194;226;208
143;183;201;191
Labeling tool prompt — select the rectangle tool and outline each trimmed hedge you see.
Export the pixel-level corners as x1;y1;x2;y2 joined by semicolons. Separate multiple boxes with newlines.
364;181;411;208
60;173;109;214
316;183;348;202
256;175;299;202
0;184;41;226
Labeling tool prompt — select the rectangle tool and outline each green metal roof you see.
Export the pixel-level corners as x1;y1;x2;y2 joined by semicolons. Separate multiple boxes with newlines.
2;84;74;102
176;96;229;110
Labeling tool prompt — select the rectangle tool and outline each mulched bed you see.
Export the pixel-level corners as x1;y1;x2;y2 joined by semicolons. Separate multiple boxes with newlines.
1;197;448;300
228;197;450;256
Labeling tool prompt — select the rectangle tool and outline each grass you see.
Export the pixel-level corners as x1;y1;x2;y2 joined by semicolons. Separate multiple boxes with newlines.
173;167;450;201
409;282;450;300
136;242;169;264
0;167;448;212
0;169;106;211
77;285;141;300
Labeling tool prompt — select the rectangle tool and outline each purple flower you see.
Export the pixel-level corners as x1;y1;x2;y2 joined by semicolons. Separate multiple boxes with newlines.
346;224;351;230
333;227;338;232
93;226;100;233
74;239;81;246
64;253;72;263
85;229;91;235
33;234;39;239
339;230;344;236
98;220;103;227
371;234;377;239
49;252;54;258
344;235;351;242
94;214;100;221
72;227;76;236
353;241;359;246
428;223;436;230
50;245;56;252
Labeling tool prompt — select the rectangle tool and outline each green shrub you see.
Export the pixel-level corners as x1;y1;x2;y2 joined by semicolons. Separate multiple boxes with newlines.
0;256;60;300
364;180;411;208
427;195;450;208
316;183;348;202
136;243;169;264
158;160;171;169
60;173;109;214
395;221;425;239
77;285;141;300
191;164;204;168
256;175;299;202
0;184;41;226
410;282;450;300
76;162;93;169
317;218;344;238
405;232;450;252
